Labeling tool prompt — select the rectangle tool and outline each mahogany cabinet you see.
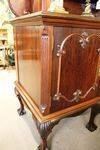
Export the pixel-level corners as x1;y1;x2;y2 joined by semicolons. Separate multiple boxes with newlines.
11;12;100;150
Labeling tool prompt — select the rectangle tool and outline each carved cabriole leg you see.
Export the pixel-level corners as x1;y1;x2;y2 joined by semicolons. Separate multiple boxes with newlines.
86;104;100;132
36;120;59;150
14;87;26;116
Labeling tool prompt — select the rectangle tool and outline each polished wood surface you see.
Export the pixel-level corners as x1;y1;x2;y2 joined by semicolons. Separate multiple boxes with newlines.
13;24;53;114
11;12;100;28
32;0;41;12
12;10;100;150
51;27;100;112
14;81;100;122
64;0;82;15
40;27;53;114
14;26;42;106
11;12;100;118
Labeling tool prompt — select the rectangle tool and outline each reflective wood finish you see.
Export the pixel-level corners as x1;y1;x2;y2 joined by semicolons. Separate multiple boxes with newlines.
11;10;100;150
12;12;100;119
51;27;100;112
15;26;42;106
14;24;53;114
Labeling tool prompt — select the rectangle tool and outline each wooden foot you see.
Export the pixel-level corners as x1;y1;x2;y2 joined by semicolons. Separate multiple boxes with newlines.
86;122;97;132
36;120;59;150
17;107;26;116
86;104;100;132
14;87;26;116
17;94;26;116
38;141;49;150
3;66;6;69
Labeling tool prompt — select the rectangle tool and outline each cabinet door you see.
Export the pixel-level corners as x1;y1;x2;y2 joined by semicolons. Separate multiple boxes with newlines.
51;26;100;113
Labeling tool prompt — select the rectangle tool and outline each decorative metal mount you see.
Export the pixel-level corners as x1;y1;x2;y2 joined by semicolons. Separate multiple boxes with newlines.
53;33;100;102
82;0;94;17
53;84;98;102
79;32;89;48
39;104;47;113
98;48;100;54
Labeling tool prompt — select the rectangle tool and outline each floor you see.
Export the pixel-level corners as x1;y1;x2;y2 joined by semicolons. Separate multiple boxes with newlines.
0;68;100;150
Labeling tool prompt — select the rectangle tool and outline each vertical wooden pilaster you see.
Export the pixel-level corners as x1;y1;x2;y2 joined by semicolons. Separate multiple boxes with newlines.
42;0;51;11
30;0;51;12
31;0;42;12
40;26;53;115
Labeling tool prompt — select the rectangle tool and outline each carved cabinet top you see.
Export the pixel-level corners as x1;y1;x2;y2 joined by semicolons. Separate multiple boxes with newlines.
10;11;100;29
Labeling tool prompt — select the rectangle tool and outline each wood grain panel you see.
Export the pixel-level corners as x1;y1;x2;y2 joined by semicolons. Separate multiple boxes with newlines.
51;27;100;112
15;26;42;106
64;0;83;15
40;26;53;114
31;0;42;12
12;12;100;118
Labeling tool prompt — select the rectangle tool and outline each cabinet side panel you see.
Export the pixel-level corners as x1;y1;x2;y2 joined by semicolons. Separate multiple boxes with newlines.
15;26;42;106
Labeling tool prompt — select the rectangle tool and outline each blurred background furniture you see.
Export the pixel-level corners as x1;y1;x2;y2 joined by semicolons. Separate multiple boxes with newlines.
0;1;15;68
0;29;8;68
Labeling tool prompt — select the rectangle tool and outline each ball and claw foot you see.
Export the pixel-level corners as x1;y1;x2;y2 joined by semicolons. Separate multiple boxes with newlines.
17;108;26;116
86;122;97;132
38;145;49;150
36;120;60;150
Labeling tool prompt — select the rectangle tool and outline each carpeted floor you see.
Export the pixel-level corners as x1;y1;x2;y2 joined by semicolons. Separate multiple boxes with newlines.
0;68;100;150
